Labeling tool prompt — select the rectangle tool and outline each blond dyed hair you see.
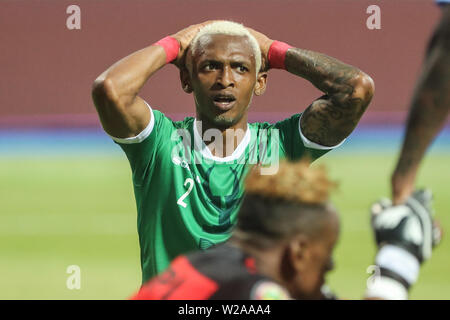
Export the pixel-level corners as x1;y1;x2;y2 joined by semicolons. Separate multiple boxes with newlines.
190;20;262;73
245;159;336;205
232;159;338;248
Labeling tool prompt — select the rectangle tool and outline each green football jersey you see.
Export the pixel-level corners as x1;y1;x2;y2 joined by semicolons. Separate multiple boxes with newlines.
112;103;341;283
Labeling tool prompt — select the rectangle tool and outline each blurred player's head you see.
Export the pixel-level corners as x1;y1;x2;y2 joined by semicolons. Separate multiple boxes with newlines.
232;159;340;300
180;21;268;129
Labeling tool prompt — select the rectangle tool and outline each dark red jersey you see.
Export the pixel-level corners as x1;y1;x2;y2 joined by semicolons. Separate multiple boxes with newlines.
131;244;291;300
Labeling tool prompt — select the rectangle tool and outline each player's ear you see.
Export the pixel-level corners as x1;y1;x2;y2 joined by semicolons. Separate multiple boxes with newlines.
180;67;193;94
254;72;268;96
287;235;309;273
279;235;309;283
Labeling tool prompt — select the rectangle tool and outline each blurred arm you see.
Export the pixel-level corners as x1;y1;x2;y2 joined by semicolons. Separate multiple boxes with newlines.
391;7;450;204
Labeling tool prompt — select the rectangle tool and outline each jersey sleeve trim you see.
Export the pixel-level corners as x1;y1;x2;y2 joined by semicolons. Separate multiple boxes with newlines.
298;113;346;150
108;101;155;144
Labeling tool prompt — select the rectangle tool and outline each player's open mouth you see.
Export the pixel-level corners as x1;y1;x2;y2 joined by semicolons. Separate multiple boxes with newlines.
212;94;236;111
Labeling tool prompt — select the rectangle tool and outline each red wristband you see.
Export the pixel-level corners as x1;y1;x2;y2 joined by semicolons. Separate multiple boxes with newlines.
154;36;180;64
268;40;293;70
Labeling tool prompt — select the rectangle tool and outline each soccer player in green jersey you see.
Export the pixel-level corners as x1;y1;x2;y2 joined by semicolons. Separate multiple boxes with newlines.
91;20;374;283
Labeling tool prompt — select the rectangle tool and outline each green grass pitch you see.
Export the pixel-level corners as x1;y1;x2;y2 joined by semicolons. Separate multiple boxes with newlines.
0;153;449;299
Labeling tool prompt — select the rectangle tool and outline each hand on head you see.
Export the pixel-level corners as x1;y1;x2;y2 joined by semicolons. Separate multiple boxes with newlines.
170;20;217;68
170;21;274;72
245;27;273;72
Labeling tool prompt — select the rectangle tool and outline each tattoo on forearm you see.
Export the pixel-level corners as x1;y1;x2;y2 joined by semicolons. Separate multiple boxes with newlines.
300;97;366;146
286;48;362;103
286;48;373;146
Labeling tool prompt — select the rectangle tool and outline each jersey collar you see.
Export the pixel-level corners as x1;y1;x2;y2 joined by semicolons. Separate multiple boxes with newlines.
193;119;251;162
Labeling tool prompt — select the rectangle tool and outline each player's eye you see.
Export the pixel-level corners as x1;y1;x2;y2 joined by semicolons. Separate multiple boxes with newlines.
237;65;249;73
204;63;219;71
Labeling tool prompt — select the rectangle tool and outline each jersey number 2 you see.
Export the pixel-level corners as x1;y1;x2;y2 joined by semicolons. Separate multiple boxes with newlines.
177;178;194;208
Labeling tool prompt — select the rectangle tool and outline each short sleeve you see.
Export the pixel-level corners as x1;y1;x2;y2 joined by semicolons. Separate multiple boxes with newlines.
274;113;344;161
108;101;155;145
111;102;175;186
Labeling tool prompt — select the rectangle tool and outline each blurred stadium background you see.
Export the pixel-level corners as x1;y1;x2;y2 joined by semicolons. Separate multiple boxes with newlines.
0;0;449;299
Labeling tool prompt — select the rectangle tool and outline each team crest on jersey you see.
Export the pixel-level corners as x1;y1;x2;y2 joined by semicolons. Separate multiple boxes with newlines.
172;156;191;172
250;281;291;300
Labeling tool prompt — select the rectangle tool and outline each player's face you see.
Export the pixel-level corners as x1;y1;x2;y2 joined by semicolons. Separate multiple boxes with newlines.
290;211;340;300
186;34;266;128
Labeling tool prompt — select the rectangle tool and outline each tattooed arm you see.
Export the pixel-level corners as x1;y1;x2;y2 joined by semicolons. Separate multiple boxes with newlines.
284;49;374;146
245;27;374;146
391;7;450;204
